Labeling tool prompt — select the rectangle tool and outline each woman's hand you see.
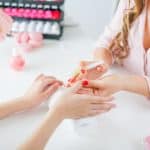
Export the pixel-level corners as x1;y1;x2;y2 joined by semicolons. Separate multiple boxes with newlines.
68;60;109;86
23;74;63;107
79;60;108;80
82;74;123;97
51;81;116;120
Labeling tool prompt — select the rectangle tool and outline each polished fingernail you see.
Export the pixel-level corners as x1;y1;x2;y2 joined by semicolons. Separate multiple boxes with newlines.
67;78;72;82
96;66;103;71
81;69;86;74
82;80;89;86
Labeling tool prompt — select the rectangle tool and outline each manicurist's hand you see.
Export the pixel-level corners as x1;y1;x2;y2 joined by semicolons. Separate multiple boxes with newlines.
79;60;109;80
82;74;123;97
23;74;63;107
68;60;109;86
51;81;115;119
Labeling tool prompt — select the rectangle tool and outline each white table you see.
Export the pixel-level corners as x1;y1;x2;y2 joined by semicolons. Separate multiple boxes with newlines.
0;27;150;150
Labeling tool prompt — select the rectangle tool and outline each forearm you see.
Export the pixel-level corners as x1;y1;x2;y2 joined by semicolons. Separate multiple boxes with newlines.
19;109;63;150
121;75;149;97
93;48;113;66
0;97;32;119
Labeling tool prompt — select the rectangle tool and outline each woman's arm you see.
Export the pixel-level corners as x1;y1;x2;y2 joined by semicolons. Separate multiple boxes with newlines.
93;48;113;66
120;75;149;97
19;82;115;150
0;74;62;119
19;109;62;150
83;74;150;97
0;97;35;119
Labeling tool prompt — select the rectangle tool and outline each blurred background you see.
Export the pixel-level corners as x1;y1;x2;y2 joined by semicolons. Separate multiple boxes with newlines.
65;0;115;39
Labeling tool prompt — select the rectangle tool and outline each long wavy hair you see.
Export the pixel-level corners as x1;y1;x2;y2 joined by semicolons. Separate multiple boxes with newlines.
109;0;145;64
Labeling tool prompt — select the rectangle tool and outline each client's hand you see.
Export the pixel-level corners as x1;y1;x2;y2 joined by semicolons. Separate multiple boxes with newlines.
23;74;63;107
51;81;115;119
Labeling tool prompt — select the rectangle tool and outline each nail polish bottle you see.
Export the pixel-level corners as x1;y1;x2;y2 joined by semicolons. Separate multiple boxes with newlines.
45;10;52;19
37;13;43;19
43;22;52;34
12;21;20;32
10;48;25;71
11;8;18;16
51;10;60;19
27;21;37;32
19;21;28;32
23;9;31;18
18;8;24;17
35;21;44;32
51;22;60;35
30;9;37;18
4;8;11;15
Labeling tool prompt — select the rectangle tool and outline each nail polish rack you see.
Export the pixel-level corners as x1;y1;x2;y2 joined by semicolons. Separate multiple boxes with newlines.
0;0;65;39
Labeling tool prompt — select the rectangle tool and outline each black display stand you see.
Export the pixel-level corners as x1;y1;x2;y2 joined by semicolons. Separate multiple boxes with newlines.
0;0;65;39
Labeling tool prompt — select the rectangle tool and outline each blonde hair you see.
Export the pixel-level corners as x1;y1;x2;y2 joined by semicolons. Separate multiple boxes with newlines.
109;0;145;64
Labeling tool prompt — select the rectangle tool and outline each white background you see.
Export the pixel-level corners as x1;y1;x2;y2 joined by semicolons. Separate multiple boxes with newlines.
65;0;114;38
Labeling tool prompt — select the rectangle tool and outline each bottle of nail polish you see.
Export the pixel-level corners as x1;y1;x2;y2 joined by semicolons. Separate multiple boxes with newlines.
19;21;28;32
35;21;44;33
51;22;60;35
10;48;25;71
43;22;52;34
27;21;37;32
12;21;20;32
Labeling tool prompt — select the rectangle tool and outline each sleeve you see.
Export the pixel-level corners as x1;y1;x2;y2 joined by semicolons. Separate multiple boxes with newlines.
95;0;128;49
144;76;150;99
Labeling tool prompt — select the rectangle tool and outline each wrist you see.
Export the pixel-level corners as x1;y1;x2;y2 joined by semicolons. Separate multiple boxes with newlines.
47;108;64;122
115;74;127;91
20;96;36;109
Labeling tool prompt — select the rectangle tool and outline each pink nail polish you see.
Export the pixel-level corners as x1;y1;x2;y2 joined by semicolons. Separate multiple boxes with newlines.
4;8;11;13
10;48;25;71
11;8;18;16
45;10;52;19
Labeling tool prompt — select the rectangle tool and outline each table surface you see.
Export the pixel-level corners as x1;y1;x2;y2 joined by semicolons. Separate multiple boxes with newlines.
0;27;149;150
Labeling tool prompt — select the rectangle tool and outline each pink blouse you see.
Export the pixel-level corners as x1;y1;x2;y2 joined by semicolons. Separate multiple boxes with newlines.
96;0;150;95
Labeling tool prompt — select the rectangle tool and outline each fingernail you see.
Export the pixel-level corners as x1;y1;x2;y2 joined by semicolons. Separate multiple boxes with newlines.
96;66;103;71
81;69;86;74
67;78;72;82
82;80;89;86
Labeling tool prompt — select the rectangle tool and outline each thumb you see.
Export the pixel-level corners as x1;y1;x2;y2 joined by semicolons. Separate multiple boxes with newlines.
69;81;82;93
82;80;101;89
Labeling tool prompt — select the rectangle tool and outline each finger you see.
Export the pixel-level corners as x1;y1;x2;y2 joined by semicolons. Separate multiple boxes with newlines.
80;60;90;67
42;77;58;85
84;95;114;104
45;83;60;96
91;103;116;110
44;76;56;80
69;81;82;93
35;74;44;81
88;109;110;117
77;88;94;95
82;80;102;89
